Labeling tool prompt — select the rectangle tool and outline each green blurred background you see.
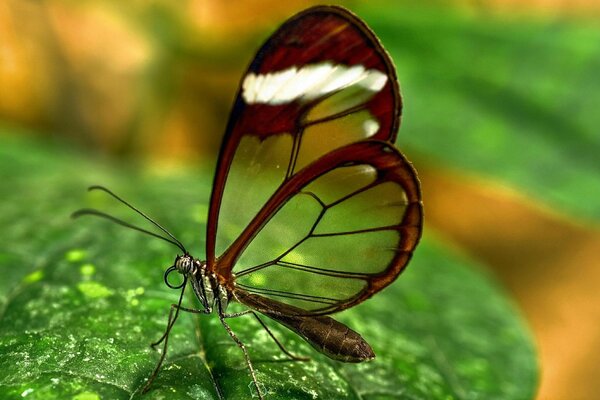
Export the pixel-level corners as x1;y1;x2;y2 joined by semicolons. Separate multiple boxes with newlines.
1;0;599;398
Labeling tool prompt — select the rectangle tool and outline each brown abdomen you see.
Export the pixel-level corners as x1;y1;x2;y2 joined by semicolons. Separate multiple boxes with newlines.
289;314;375;362
236;291;375;362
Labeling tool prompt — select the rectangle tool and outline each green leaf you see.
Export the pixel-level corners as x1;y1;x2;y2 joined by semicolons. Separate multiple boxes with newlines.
356;2;600;221
0;134;536;399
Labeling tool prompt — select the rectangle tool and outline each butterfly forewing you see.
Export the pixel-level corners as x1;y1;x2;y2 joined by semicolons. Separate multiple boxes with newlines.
206;6;402;265
227;141;421;315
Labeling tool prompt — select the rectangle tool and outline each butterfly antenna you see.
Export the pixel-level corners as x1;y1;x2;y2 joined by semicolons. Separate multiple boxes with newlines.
74;185;188;254
72;208;187;253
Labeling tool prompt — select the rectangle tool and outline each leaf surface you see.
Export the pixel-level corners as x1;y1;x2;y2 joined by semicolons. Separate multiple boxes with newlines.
0;133;537;399
356;2;600;221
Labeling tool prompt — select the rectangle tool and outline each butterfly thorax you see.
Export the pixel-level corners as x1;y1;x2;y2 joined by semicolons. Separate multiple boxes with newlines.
174;255;229;313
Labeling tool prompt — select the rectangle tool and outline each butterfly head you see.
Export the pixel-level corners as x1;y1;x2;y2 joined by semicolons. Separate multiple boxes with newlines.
163;254;205;290
174;254;197;275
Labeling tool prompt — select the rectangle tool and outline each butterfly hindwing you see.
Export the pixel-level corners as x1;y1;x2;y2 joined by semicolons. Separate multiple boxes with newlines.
224;141;421;314
206;6;403;266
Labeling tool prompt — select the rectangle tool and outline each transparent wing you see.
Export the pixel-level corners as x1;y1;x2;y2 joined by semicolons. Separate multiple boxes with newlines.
222;141;422;315
205;6;402;268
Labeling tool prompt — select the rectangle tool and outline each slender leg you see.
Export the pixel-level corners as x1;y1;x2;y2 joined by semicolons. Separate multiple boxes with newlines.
251;312;310;362
222;309;253;318
222;310;309;362
218;314;264;400
151;304;209;349
142;301;177;393
149;278;187;352
143;302;210;393
150;303;176;349
143;278;209;394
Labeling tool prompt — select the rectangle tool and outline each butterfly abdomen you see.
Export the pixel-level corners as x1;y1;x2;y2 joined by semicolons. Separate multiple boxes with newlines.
294;315;376;362
237;291;375;362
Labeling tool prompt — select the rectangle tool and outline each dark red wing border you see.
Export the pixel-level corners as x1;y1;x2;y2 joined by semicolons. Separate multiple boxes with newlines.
221;140;422;314
205;6;402;267
232;6;401;139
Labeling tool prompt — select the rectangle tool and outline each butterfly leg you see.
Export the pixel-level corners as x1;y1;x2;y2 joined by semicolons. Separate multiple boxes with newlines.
250;312;310;362
218;313;264;400
150;304;209;349
222;310;310;361
142;284;209;394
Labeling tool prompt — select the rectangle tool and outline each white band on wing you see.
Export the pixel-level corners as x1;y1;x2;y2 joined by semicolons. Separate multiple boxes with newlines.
242;63;387;105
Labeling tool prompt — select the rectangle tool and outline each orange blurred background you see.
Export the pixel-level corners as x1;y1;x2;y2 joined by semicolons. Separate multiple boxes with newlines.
2;0;600;398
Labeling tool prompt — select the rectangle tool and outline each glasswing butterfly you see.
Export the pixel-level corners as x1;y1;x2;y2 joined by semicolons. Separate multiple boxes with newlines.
74;5;423;398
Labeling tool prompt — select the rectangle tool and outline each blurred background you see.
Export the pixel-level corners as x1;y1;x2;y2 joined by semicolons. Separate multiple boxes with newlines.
1;0;599;398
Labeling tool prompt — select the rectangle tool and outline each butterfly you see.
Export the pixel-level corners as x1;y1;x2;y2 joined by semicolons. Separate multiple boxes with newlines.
74;5;422;399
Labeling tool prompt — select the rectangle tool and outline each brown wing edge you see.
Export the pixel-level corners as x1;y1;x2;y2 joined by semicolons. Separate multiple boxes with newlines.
205;5;402;267
225;140;423;316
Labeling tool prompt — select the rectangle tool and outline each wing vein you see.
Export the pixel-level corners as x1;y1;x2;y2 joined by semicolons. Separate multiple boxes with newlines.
278;260;370;279
236;283;339;305
311;224;401;237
